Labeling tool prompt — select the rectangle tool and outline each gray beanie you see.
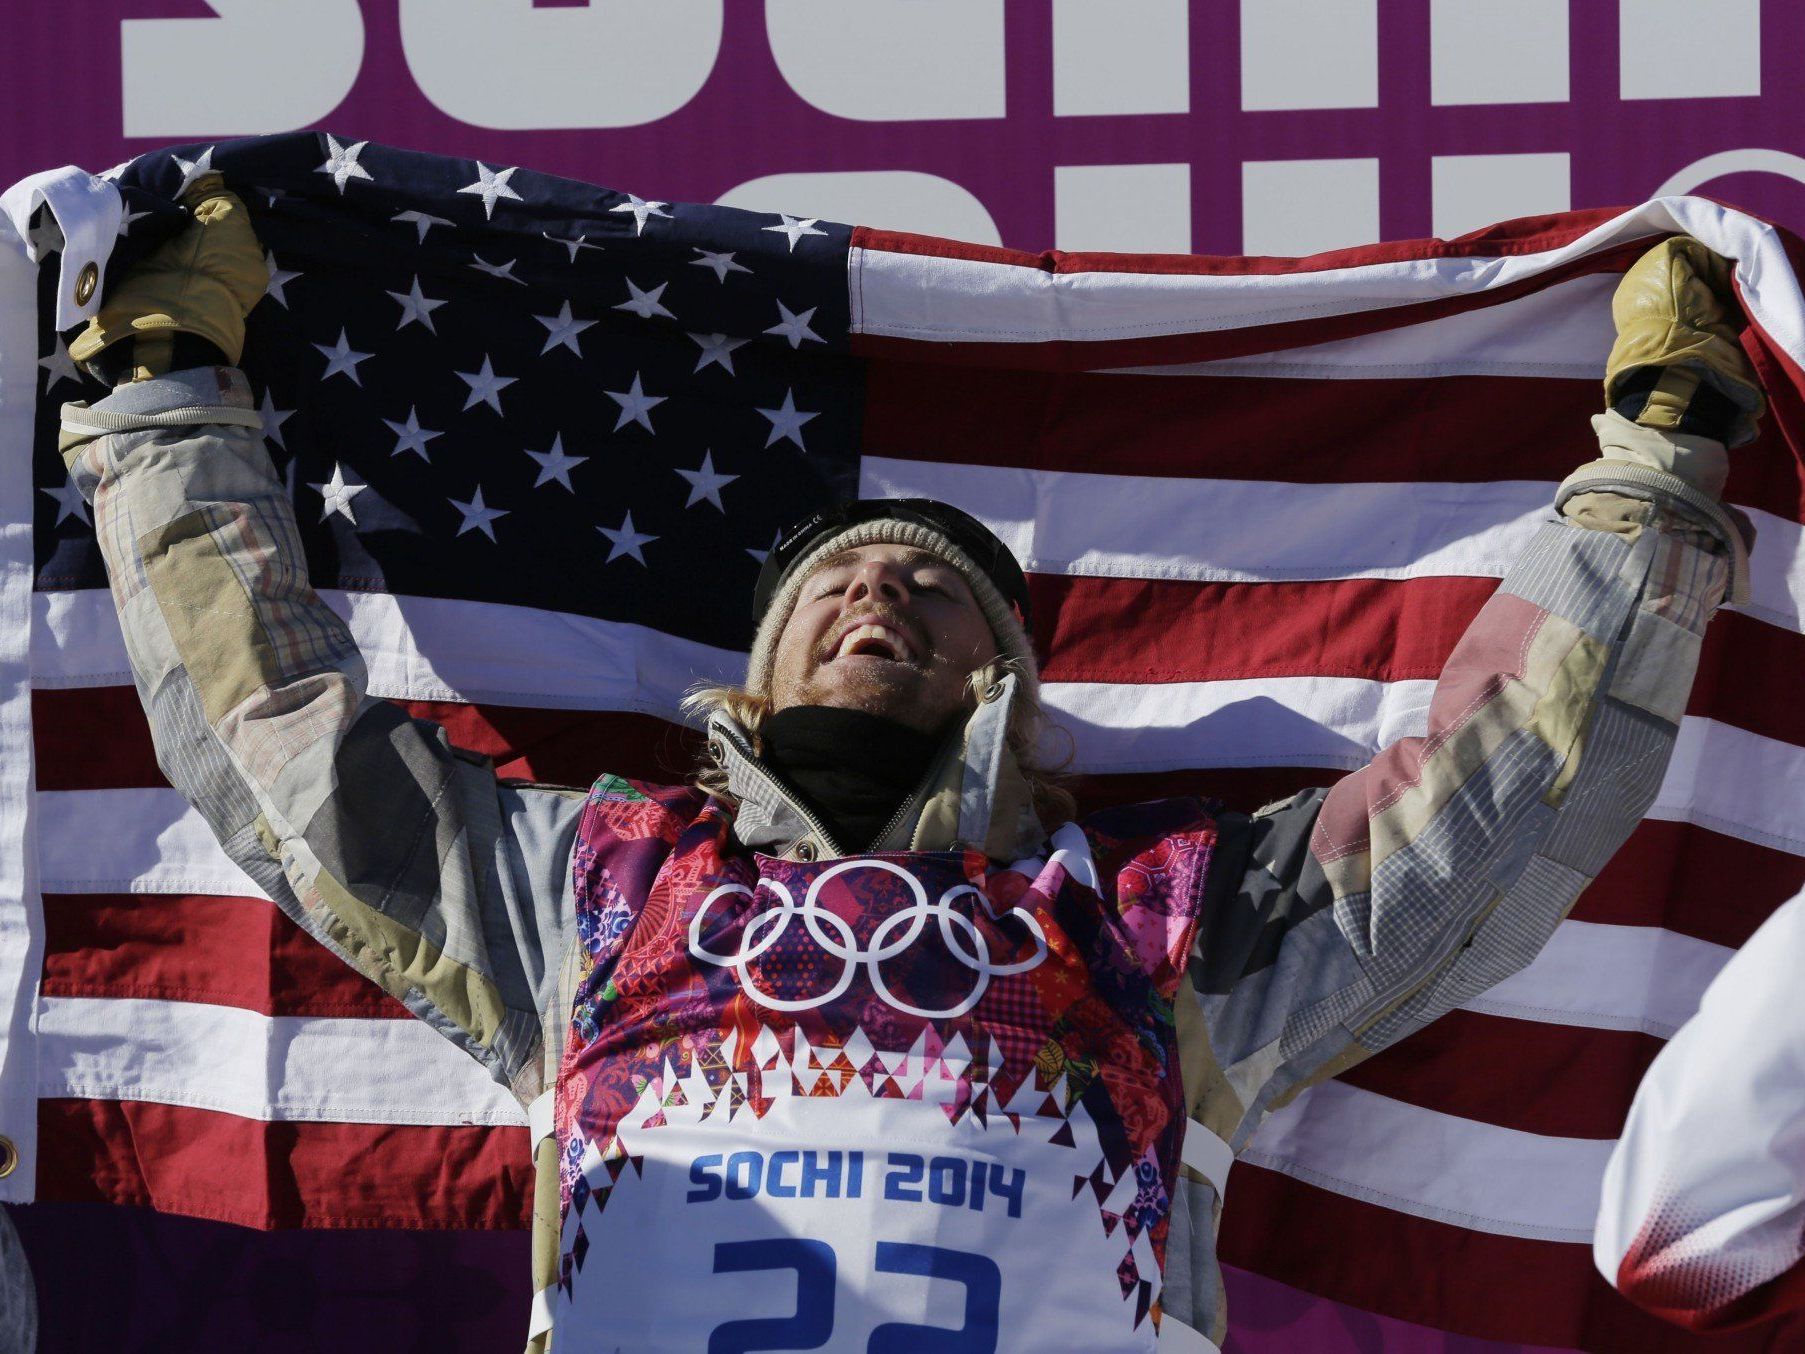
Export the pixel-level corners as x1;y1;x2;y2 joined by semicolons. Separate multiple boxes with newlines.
744;516;1038;700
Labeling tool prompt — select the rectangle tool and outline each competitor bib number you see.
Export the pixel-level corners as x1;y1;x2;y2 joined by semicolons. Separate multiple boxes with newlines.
709;1239;1001;1353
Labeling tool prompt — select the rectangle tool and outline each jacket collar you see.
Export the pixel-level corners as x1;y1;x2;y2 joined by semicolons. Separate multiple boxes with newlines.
706;667;1046;863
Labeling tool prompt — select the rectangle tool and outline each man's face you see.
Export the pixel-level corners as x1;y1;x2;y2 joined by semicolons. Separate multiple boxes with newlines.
767;543;998;734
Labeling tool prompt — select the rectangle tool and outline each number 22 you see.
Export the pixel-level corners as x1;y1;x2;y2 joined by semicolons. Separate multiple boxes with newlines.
708;1238;1001;1352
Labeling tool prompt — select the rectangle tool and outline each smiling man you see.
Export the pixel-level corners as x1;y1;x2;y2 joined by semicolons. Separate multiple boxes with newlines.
56;179;1763;1353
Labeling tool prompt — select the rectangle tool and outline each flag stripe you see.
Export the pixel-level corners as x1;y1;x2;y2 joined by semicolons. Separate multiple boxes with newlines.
1217;1165;1795;1352
36;1098;529;1231
36;995;524;1127
41;892;410;1019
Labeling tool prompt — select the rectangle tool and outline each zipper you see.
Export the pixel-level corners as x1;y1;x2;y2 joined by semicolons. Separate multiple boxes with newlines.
868;741;957;854
711;721;845;858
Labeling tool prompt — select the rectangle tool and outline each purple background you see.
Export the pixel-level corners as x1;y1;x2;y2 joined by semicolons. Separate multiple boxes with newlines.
4;2;1801;254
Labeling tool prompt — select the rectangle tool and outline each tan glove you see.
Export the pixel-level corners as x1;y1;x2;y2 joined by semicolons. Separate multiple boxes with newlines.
1604;236;1765;448
69;174;266;383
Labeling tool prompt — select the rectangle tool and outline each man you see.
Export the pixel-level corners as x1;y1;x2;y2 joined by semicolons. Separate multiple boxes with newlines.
56;174;1759;1352
1595;888;1805;1331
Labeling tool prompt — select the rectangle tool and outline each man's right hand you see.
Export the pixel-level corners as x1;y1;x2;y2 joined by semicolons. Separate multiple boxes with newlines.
70;173;266;384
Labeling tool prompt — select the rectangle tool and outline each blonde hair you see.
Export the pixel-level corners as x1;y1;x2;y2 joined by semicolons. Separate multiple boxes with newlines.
681;656;1076;829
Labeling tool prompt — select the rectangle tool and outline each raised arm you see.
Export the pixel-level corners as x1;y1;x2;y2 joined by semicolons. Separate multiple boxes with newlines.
1187;237;1758;1134
59;178;581;1102
1595;889;1805;1331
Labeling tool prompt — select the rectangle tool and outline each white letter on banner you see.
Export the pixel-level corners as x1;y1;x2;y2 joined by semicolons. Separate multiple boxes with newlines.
717;172;1001;246
766;0;1005;122
122;0;365;137
399;0;722;130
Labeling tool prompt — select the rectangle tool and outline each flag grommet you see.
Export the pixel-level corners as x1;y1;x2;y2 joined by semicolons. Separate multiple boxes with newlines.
0;1136;17;1179
73;261;98;307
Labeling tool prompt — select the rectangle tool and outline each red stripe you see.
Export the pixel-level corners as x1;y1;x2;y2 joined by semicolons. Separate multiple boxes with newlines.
1336;1010;1664;1141
860;363;1799;521
41;892;408;1018
36;1098;531;1231
849;241;1653;371
1218;1164;1805;1351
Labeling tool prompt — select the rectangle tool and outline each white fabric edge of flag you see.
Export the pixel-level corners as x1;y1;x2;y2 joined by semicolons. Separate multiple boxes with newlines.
849;196;1805;376
36;995;526;1127
1243;1078;1617;1243
32;784;1737;1038
0;186;49;1202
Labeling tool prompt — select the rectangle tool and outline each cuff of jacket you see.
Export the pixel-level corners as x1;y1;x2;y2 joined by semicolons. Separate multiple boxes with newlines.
1555;459;1753;606
57;365;260;467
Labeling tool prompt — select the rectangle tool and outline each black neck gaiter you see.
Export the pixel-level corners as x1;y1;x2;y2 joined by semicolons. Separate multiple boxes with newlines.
760;706;944;852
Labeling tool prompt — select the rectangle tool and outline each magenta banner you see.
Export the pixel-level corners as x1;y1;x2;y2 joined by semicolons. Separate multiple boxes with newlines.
5;2;1802;256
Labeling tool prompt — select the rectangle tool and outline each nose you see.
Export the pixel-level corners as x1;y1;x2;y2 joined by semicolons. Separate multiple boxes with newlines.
844;559;909;608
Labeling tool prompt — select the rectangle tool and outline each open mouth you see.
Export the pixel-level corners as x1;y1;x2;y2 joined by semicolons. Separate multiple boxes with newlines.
832;622;917;664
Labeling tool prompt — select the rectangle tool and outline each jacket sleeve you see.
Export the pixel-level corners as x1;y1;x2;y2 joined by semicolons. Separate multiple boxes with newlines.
1593;889;1805;1331
1181;417;1736;1144
59;366;583;1101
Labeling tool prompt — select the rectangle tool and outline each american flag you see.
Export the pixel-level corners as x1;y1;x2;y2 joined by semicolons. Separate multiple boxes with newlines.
8;129;1805;1350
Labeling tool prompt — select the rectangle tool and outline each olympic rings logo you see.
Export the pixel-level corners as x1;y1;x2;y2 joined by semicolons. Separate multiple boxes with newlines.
688;859;1048;1019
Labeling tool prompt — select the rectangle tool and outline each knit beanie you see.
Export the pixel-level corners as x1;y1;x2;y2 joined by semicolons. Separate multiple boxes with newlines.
745;509;1037;700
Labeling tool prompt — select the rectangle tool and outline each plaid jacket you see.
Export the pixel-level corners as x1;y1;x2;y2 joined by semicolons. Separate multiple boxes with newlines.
60;366;1733;1351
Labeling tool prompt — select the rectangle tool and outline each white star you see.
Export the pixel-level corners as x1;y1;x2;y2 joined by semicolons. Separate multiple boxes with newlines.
171;146;216;195
544;232;604;263
604;373;666;433
264;252;301;308
765;301;824;349
40;478;88;526
763;214;828;252
597;511;657;565
309;463;368;524
26;212;62;262
747;530;782;564
393;209;454;243
689;331;749;375
525;434;587;491
468;254;527;285
675;451;737;512
455;355;517;414
609;193;671;235
535;300;595;357
116;205;150;237
382;406;443;462
449;486;509;541
257;389;294;450
690;248;751;283
387;276;448;334
38;336;81;390
315;135;373;194
313;329;373;385
457;162;523;219
614;278;675;322
757;388;820;450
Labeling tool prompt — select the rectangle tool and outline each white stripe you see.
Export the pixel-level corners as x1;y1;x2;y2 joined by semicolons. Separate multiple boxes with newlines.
1462;918;1728;1039
1243;1079;1613;1242
34;785;1738;1038
861;456;1805;633
30;587;745;706
1180;1118;1235;1198
36;995;526;1127
852;196;1804;375
528;1089;556;1148
1108;272;1619;380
